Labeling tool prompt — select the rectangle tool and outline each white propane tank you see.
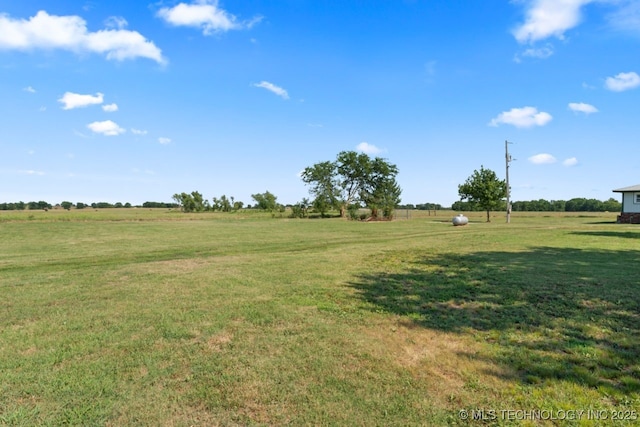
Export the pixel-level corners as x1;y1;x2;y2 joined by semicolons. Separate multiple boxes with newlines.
452;214;468;226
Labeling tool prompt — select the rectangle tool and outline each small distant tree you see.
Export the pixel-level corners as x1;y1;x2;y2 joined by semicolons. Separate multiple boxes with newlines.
76;202;86;210
251;191;278;212
458;166;507;222
290;198;310;218
60;201;73;210
172;191;205;213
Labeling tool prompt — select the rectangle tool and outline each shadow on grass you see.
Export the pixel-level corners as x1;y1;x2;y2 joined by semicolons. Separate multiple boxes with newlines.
571;231;640;239
349;247;640;396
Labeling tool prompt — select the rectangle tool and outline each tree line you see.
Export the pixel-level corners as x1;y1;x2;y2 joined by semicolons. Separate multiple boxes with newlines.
2;161;623;218
169;151;402;220
0;201;177;211
171;191;274;213
452;198;621;213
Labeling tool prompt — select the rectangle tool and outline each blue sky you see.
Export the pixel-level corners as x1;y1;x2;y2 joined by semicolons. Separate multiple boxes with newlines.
1;0;639;206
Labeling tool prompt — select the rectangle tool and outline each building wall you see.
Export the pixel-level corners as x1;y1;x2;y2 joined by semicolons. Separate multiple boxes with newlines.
618;212;640;224
622;192;640;213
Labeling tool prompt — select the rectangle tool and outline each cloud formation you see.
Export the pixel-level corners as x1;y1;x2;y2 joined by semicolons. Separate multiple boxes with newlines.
131;128;148;135
489;107;552;128
529;153;557;164
20;169;45;176
356;142;382;155
0;10;165;64
87;120;125;136
24;86;36;93
514;45;554;62
157;1;261;35
606;1;640;35
59;92;104;110
513;0;592;44
563;157;578;166
253;81;289;99
102;103;118;112
158;137;171;145
568;102;598;114
605;71;640;92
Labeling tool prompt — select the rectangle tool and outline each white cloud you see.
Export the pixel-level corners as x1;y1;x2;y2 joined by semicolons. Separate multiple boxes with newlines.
87;120;125;136
0;10;165;64
605;71;640;92
356;142;382;155
104;16;128;30
20;169;45;176
102;103;118;112
568;102;598;114
24;86;36;93
58;91;103;110
563;157;578;166
529;153;557;164
158;137;171;145
131;128;148;135
253;81;289;99
513;0;593;43
515;45;554;62
489;106;553;128
606;1;640;34
157;1;262;35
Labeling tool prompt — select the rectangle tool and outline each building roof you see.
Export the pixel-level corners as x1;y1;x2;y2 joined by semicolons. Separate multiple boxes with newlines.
613;184;640;192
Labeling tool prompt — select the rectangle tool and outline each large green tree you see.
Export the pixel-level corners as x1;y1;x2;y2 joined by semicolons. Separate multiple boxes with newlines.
359;157;401;219
458;166;507;222
300;161;340;216
301;151;401;219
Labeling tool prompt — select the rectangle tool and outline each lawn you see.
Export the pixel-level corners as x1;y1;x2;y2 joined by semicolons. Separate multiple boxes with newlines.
1;209;638;425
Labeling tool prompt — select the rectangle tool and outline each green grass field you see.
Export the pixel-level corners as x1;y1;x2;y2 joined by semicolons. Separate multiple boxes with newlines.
1;209;638;425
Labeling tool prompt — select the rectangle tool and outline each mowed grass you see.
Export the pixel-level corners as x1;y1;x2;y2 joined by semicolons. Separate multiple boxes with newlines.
1;210;638;425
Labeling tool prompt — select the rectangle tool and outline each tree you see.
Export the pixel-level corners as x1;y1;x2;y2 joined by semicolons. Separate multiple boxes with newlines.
335;151;372;217
290;198;310;218
373;177;402;219
251;191;278;211
458;166;507;222
172;191;205;213
301;151;401;219
300;161;341;216
60;201;73;210
359;156;401;219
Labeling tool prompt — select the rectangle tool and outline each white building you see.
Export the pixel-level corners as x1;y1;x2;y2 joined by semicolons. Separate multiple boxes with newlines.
613;184;640;223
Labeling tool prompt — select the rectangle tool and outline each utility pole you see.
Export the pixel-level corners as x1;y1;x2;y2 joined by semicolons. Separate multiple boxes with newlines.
505;140;513;223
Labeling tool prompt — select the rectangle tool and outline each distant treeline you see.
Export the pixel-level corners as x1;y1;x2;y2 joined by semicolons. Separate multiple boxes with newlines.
451;197;621;212
0;197;623;213
397;203;445;210
0;201;178;210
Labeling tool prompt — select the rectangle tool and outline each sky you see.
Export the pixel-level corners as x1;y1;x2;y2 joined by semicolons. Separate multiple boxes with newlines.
1;0;639;207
